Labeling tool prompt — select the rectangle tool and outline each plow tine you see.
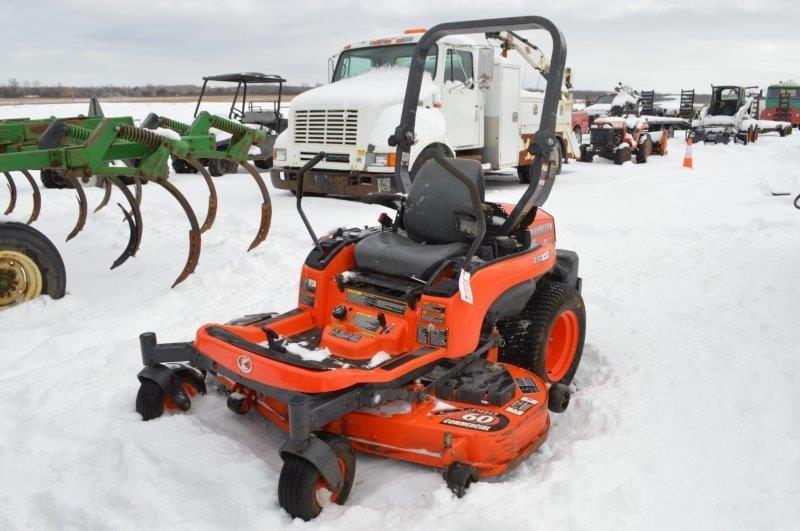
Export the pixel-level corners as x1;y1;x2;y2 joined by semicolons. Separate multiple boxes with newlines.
111;203;138;270
63;174;88;241
185;157;218;233
108;176;143;258
95;178;112;213
152;178;201;288
2;172;17;215
240;161;272;251
133;176;143;207
20;170;41;225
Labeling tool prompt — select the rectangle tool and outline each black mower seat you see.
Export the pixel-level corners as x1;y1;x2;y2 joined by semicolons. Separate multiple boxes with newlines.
354;157;484;279
355;232;468;279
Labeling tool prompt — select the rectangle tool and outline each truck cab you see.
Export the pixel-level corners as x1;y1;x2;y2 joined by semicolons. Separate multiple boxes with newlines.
270;30;576;197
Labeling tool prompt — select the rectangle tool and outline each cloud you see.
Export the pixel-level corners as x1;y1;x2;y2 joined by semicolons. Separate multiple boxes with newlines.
3;0;798;91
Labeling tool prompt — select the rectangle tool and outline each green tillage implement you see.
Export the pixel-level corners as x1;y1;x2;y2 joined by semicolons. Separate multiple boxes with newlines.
0;111;272;287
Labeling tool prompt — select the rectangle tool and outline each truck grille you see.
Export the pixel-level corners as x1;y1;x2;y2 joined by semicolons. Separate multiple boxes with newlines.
294;109;358;146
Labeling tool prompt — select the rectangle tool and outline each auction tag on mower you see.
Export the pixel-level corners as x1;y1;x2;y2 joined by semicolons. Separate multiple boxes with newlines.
458;269;473;304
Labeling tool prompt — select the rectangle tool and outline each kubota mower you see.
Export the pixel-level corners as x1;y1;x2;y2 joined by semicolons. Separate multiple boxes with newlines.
134;17;585;521
579;115;654;165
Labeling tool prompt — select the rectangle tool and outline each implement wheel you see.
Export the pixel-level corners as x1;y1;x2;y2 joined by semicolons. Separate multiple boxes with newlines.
0;222;65;308
498;279;586;385
278;433;355;521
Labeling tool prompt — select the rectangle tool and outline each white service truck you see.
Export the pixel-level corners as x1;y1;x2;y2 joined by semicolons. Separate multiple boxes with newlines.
270;29;578;197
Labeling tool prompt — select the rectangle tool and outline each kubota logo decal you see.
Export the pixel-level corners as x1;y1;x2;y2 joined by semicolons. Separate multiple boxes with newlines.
237;355;253;373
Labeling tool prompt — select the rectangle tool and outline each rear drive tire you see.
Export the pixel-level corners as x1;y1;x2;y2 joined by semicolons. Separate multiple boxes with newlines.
635;136;652;163
0;221;66;308
613;146;630;165
278;433;355;521
498;279;586;385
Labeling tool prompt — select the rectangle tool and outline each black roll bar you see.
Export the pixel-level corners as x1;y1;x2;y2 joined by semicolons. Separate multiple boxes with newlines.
295;152;327;254
391;16;567;235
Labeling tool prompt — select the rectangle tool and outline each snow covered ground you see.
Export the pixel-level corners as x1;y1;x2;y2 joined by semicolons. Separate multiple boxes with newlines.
1;102;799;530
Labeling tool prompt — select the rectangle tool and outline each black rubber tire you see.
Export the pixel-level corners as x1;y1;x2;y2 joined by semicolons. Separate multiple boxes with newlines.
208;158;238;177
411;145;451;182
497;279;586;385
0;221;66;306
278;433;355;521
635;137;651;163
548;382;571;413
613;146;630;165
579;144;594;163
573;125;582;146
135;380;166;421
517;142;563;183
171;158;199;174
40;169;71;189
254;158;272;170
135;370;205;421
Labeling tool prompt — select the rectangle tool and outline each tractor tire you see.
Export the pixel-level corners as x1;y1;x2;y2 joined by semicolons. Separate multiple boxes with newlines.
613;146;630;165
0;221;66;308
171;158;199;175
278;433;355;521
579;144;594;163
208;158;238;177
411;145;451;182
573;125;582;145
635;137;652;163
497;278;586;385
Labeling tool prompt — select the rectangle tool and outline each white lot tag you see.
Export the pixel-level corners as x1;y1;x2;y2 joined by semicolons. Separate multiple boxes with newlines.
459;269;473;304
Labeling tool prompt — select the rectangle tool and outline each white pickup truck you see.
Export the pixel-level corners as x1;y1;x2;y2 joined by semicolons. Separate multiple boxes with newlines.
270;29;578;197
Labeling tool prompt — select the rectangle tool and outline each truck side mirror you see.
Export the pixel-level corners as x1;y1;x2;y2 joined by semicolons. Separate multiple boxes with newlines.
477;47;494;91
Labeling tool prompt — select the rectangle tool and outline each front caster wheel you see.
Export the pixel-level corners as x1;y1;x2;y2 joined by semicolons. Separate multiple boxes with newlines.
278;433;355;521
548;382;571;413
443;462;478;498
135;368;206;421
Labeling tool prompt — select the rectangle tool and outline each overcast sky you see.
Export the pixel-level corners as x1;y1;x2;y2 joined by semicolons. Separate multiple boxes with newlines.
4;0;799;92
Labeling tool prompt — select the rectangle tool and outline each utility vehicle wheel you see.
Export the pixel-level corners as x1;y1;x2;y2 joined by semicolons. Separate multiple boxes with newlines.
498;279;586;385
635;137;652;163
411;145;451;182
443;462;478;498
135;369;206;421
579;145;594;163
573;125;582;145
779;127;788;137
548;382;571;413
254;158;272;170
613;146;630;165
40;169;70;189
278;433;355;521
208;158;238;177
171;158;199;174
0;222;66;308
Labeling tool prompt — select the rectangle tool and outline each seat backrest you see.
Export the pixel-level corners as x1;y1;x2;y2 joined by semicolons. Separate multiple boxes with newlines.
403;157;485;244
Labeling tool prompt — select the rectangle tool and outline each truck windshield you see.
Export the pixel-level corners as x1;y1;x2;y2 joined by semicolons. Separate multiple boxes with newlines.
332;44;438;82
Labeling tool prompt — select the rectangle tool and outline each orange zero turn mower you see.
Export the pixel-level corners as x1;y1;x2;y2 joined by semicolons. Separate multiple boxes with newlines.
134;16;586;521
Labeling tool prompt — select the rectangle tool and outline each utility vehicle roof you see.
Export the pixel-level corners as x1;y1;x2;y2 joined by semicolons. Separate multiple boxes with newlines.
201;73;286;84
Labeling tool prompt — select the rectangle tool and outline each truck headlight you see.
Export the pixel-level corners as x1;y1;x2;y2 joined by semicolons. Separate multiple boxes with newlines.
273;148;287;163
371;152;396;167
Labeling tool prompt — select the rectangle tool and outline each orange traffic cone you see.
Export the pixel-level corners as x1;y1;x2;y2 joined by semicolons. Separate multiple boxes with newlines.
683;138;693;169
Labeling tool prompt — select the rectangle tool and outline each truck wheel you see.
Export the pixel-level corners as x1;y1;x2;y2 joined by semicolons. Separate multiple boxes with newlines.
40;169;71;189
208;158;238;177
497;279;586;385
278;433;355;521
254;158;272;170
411;145;451;182
76;175;104;188
517;143;562;183
0;221;66;308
